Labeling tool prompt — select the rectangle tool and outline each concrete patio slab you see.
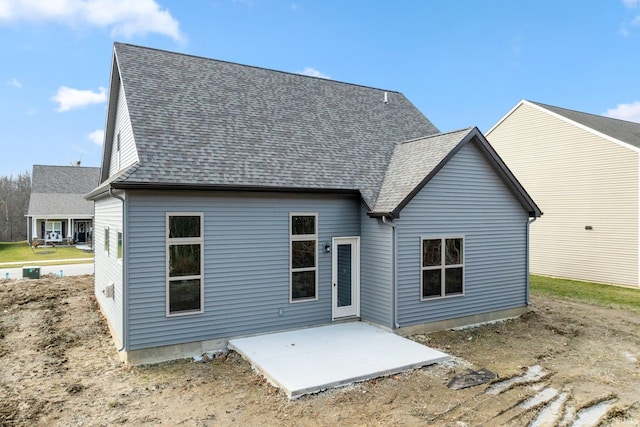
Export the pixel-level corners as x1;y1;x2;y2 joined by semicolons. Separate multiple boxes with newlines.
228;321;450;399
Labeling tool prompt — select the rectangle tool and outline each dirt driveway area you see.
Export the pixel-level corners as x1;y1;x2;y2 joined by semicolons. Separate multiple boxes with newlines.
1;275;639;426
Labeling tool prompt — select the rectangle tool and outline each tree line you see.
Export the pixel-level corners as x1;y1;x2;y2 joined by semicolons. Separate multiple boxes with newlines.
0;171;31;242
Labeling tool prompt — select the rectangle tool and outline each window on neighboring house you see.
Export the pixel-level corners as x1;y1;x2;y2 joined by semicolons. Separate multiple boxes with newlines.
167;213;203;316
117;231;123;260
104;227;110;255
421;237;464;300
290;213;318;302
45;221;62;241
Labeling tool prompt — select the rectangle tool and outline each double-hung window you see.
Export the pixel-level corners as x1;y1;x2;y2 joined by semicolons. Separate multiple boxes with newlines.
167;213;204;316
421;237;464;300
290;213;318;302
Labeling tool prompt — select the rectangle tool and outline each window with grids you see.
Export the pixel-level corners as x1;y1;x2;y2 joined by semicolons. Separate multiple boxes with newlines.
421;237;464;299
290;213;318;302
166;213;204;315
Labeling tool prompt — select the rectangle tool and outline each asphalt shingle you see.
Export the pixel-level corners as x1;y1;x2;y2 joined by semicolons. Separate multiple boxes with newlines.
110;43;440;207
28;165;100;216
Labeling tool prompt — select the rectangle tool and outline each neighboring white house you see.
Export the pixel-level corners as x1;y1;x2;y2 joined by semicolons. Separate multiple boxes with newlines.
487;100;640;288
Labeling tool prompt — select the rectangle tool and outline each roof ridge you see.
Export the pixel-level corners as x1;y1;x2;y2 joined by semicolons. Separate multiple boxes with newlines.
397;127;473;145
114;42;404;95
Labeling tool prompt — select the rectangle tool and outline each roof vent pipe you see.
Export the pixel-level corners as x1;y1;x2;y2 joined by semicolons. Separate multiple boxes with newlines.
383;92;388;104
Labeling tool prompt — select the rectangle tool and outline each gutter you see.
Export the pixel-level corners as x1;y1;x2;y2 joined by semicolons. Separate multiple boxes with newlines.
526;216;537;305
381;216;400;329
109;187;127;352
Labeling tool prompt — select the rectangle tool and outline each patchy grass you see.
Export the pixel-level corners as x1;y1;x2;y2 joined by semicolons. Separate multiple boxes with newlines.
0;241;93;266
531;275;640;313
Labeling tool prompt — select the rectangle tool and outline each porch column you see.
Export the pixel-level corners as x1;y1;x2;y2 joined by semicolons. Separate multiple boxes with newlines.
32;217;37;239
68;218;73;240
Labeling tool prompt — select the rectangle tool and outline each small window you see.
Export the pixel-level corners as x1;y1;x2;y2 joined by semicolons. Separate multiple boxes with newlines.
104;227;110;255
167;213;204;316
290;213;318;302
117;231;123;260
421;237;464;300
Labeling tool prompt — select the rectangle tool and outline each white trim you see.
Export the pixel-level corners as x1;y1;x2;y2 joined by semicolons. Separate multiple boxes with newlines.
420;236;465;301
331;236;360;320
165;212;205;317
289;212;319;303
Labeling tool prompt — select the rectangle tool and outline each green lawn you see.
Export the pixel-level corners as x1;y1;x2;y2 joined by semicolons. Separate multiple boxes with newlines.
531;274;640;313
0;241;94;267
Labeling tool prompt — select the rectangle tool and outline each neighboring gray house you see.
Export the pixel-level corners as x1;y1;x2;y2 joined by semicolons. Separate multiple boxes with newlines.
27;164;100;244
87;43;542;365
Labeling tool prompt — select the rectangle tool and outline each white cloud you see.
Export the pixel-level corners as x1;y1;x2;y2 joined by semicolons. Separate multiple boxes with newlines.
51;86;107;112
298;67;330;79
604;101;640;123
0;0;185;42
87;129;104;145
6;77;22;87
623;0;639;8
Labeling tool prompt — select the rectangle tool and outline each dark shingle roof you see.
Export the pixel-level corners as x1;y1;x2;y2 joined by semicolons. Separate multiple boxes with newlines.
28;165;100;216
108;43;440;206
530;101;640;149
375;128;474;214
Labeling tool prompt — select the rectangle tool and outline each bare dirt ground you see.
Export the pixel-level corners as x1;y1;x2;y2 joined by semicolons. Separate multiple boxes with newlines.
1;275;639;427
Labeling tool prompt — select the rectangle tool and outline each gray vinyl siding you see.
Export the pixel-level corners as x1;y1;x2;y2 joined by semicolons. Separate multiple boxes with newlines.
108;83;138;177
359;205;394;328
395;143;529;327
94;193;124;344
125;191;360;350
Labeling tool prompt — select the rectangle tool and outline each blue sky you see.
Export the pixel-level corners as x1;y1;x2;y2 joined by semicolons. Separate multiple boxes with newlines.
1;0;639;178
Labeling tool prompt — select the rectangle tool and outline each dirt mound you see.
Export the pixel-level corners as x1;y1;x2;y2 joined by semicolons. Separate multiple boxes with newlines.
1;276;639;426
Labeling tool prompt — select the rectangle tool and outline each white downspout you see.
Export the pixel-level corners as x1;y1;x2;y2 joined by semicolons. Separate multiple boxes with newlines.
381;216;399;329
526;216;537;305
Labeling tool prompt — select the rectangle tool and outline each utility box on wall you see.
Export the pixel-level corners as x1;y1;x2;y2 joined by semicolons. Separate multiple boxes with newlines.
22;267;41;279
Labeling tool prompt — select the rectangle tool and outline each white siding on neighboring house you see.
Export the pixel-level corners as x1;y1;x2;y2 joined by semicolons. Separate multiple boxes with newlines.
109;83;138;177
94;193;125;346
487;102;639;287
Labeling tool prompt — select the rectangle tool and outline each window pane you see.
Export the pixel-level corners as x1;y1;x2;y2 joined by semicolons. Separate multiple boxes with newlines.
169;216;201;238
104;228;109;253
291;215;315;235
445;267;463;295
169;244;201;277
169;279;201;313
445;238;463;265
117;232;123;259
422;269;441;298
422;239;441;267
291;240;316;269
292;271;316;299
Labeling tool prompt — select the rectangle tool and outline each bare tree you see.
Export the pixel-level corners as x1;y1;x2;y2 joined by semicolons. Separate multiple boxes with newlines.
0;171;31;242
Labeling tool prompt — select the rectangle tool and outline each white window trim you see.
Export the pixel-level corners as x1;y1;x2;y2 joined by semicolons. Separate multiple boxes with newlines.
420;236;465;301
289;212;318;303
166;212;204;317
